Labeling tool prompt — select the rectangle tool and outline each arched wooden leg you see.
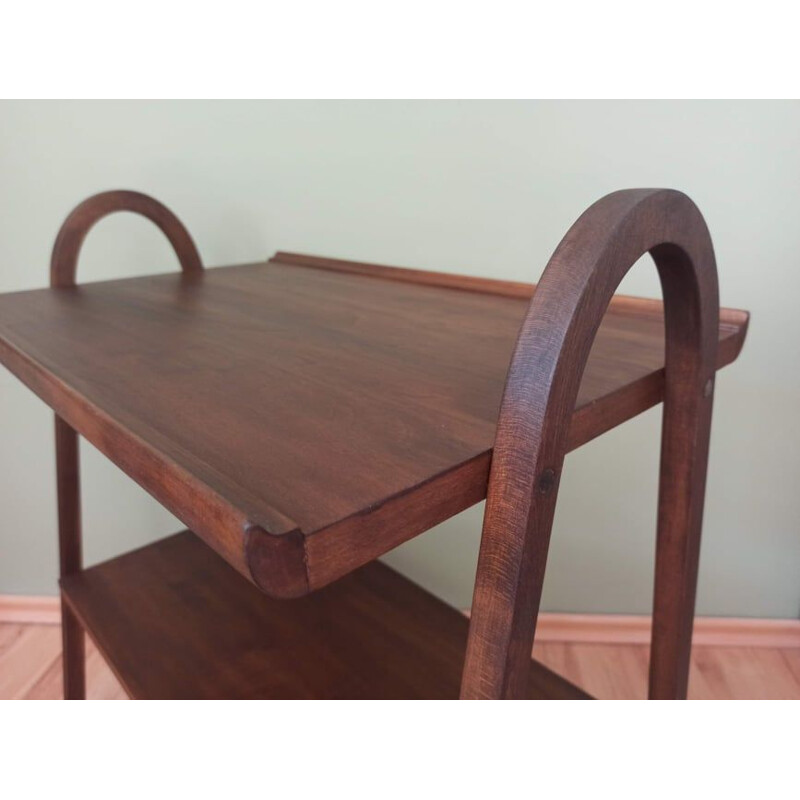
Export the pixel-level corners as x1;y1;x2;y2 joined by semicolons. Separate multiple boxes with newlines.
649;375;714;699
55;415;85;699
461;190;719;699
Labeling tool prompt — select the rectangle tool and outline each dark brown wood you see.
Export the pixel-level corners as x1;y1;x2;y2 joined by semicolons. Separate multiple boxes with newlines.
461;189;720;699
55;415;84;699
271;250;540;299
0;188;750;700
0;245;747;601
49;190;203;699
61;530;590;699
50;189;202;288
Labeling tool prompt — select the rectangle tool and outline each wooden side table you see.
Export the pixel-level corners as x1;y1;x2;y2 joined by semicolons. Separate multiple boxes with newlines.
0;188;748;699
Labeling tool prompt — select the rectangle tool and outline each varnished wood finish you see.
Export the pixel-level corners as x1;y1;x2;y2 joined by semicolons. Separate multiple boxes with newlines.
49;190;203;700
462;189;720;699
0;188;749;699
60;531;589;699
54;416;84;699
0;246;747;600
271;250;542;298
50;189;202;288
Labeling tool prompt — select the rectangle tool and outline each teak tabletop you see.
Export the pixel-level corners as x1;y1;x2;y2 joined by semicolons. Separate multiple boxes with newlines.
0;251;747;599
0;188;750;699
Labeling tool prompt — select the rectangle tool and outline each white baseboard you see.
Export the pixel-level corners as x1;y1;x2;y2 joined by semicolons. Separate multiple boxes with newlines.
2;594;798;648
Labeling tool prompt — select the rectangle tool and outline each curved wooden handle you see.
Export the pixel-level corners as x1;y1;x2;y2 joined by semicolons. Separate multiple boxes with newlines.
50;190;203;287
461;189;720;699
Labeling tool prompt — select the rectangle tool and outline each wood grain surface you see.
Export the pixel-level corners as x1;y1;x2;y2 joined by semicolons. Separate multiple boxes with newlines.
0;247;747;599
0;189;751;701
463;189;724;699
61;531;589;699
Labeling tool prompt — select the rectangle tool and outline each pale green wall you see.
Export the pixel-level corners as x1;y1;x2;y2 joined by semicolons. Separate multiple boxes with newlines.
1;101;798;617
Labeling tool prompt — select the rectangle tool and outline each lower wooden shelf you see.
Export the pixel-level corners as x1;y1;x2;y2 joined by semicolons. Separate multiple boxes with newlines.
61;531;590;699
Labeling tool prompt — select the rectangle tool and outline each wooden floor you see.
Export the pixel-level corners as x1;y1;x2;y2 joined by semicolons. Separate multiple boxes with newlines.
2;622;799;699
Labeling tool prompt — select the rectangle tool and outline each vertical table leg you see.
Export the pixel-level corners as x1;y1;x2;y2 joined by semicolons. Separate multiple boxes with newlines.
61;603;85;699
55;415;85;699
649;373;715;699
